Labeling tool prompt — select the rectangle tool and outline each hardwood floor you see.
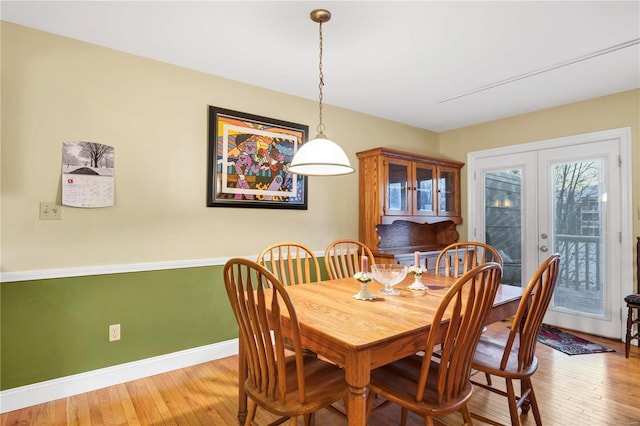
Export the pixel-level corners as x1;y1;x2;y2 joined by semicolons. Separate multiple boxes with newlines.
2;322;639;425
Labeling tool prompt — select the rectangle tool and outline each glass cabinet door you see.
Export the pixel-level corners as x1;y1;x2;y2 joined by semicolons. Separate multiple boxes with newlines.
385;159;410;215
414;162;435;215
437;166;460;216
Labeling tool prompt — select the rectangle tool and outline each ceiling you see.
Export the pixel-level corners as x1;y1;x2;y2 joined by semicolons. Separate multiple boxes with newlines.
2;1;639;132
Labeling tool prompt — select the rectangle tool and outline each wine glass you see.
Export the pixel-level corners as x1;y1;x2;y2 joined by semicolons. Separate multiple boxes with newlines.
371;264;408;296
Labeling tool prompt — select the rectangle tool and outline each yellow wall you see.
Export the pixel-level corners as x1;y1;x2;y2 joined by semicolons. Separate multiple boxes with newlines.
1;22;438;272
2;22;638;273
438;89;640;240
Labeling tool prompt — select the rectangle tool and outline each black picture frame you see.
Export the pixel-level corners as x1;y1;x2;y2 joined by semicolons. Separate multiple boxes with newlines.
207;106;309;209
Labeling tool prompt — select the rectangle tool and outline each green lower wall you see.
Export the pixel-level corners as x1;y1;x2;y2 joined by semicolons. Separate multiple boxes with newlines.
1;260;330;391
1;265;232;390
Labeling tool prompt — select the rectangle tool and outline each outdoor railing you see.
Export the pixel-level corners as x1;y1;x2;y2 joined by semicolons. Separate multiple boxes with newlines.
555;234;601;290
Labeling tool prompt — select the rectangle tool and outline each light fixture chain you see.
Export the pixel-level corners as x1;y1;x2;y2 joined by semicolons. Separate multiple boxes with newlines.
287;9;354;176
317;20;325;135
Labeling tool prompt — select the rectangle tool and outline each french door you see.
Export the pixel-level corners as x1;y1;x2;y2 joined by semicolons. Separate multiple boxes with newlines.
468;128;633;339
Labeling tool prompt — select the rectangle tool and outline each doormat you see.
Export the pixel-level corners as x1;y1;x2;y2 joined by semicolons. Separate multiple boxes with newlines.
537;324;615;355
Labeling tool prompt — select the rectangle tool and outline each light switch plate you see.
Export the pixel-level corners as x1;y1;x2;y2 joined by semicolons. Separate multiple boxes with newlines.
39;202;61;220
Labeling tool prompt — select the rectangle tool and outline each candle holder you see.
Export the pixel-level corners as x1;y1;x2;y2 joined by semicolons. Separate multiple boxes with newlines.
407;265;429;291
353;272;376;300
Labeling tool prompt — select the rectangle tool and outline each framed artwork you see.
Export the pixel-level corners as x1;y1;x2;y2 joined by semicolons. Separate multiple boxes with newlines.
207;106;309;209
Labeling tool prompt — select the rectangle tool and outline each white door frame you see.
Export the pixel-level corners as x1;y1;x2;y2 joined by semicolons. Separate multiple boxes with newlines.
467;127;633;339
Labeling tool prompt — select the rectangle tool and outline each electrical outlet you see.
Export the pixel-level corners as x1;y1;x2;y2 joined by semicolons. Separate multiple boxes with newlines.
109;324;121;342
39;202;61;220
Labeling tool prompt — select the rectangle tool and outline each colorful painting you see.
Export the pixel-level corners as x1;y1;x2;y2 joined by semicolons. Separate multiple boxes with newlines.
207;106;308;209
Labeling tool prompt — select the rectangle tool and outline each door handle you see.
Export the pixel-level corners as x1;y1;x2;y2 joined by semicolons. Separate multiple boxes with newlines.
540;245;548;252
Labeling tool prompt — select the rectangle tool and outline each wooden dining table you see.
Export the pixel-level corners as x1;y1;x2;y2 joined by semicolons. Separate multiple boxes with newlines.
236;273;524;426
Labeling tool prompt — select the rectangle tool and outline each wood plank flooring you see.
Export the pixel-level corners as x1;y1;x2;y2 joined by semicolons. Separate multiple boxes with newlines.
2;322;639;425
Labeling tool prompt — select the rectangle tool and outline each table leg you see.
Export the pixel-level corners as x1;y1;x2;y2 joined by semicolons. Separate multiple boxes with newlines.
237;342;247;425
346;385;368;426
345;351;370;426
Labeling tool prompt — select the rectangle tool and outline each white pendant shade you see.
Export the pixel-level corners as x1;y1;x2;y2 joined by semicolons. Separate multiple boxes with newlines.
288;133;354;176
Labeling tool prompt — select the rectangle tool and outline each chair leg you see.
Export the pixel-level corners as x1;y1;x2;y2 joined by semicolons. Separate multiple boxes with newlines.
238;345;248;424
505;378;521;426
626;305;635;358
365;390;375;419
637;306;640;349
523;377;542;426
244;400;257;426
303;412;315;426
401;407;409;426
460;405;473;425
519;379;531;414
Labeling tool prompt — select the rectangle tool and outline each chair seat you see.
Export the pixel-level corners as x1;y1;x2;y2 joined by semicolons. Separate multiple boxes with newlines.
370;354;473;416
472;335;538;378
244;356;348;417
625;294;640;305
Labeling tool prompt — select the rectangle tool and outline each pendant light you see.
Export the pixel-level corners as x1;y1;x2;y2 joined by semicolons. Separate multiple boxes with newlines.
288;9;355;176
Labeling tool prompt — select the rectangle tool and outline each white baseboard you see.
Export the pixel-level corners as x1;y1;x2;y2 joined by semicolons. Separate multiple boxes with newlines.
0;339;239;414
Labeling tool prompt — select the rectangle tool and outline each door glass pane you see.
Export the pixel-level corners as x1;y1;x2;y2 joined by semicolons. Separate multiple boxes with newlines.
439;170;455;213
415;166;434;212
484;169;522;286
551;160;604;316
388;163;408;211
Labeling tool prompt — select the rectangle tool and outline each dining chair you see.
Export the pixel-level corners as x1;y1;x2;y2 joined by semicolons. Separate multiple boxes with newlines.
324;239;375;280
624;236;640;358
625;294;640;358
469;253;561;426
435;241;503;278
224;258;349;426
258;242;321;360
365;262;503;426
257;242;321;286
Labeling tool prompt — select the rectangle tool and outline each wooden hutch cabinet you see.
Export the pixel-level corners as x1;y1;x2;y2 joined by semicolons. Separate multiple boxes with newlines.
356;147;465;266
